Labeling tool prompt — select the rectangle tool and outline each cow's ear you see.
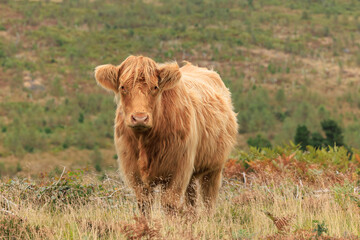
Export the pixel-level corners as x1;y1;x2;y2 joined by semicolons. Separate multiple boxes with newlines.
157;62;181;91
94;64;120;92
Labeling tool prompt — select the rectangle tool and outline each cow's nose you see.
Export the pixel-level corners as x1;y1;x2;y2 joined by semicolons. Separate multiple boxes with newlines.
131;112;149;125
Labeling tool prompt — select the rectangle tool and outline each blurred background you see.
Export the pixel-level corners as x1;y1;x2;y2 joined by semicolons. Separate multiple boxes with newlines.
0;0;360;177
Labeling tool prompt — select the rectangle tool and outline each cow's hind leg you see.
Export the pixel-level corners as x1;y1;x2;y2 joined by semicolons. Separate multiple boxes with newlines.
200;168;222;211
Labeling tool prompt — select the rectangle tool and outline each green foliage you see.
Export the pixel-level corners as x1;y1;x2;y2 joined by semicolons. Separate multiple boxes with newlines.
16;162;22;172
232;229;253;239
318;105;330;121
247;134;272;149
78;112;84;123
2;169;125;212
234;86;276;133
306;146;352;170
294;125;310;151
35;170;96;206
321;119;344;147
332;181;359;210
292;102;319;127
3;117;47;157
0;0;360;157
0;94;114;155
275;88;286;104
309;132;324;149
234;144;355;172
91;148;103;172
312;221;328;237
294;120;345;151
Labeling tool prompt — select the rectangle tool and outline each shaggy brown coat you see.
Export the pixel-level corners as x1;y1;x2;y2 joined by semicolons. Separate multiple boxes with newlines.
95;56;237;212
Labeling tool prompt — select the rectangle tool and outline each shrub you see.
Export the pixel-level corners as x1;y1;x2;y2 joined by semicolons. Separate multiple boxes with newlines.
247;134;272;149
91;148;103;172
78;112;84;123
294;120;346;151
309;132;324;149
294;125;310;151
321;119;344;147
35;170;96;206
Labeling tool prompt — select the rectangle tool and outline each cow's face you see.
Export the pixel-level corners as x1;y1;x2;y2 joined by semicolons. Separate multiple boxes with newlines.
118;75;159;131
95;56;181;132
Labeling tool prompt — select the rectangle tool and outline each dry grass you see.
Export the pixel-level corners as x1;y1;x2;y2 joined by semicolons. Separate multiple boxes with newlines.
0;165;359;240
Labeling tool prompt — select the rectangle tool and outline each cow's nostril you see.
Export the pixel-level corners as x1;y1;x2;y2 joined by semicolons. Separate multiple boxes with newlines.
132;115;137;123
131;113;149;124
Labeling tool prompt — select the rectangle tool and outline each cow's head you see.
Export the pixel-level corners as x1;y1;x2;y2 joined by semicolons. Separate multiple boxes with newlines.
95;55;181;132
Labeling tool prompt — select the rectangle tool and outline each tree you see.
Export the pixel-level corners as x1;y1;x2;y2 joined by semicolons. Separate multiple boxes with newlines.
321;120;344;147
294;120;346;151
247;134;272;149
294;125;310;151
309;132;324;149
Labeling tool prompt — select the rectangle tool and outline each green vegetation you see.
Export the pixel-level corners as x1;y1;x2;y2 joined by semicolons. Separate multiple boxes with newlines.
247;134;272;149
294;125;311;151
313;221;329;237
0;0;360;160
91;147;103;172
321;119;345;147
0;95;115;157
294;119;346;151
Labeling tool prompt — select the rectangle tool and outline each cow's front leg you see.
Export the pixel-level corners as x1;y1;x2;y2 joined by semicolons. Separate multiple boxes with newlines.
121;169;153;215
125;172;153;215
118;140;153;215
133;183;153;215
160;165;193;214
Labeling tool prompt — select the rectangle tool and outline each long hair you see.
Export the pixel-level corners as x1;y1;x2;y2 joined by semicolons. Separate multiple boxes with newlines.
119;55;158;88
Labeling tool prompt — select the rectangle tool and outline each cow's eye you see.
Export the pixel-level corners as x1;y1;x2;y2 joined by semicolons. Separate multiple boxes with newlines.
154;86;158;90
120;86;125;90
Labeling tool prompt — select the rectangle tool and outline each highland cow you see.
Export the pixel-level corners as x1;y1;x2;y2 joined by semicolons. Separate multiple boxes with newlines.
95;55;237;213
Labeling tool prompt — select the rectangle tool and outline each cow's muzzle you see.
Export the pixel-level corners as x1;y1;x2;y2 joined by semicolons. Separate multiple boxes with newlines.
129;112;151;131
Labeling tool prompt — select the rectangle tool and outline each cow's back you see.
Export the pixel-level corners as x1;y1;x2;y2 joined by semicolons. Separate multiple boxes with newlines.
180;63;238;173
181;63;227;94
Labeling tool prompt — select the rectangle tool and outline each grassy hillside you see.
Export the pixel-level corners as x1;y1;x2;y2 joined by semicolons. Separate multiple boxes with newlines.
1;1;360;170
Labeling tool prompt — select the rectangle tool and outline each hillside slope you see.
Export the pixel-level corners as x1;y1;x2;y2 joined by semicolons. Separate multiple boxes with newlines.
0;0;360;174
